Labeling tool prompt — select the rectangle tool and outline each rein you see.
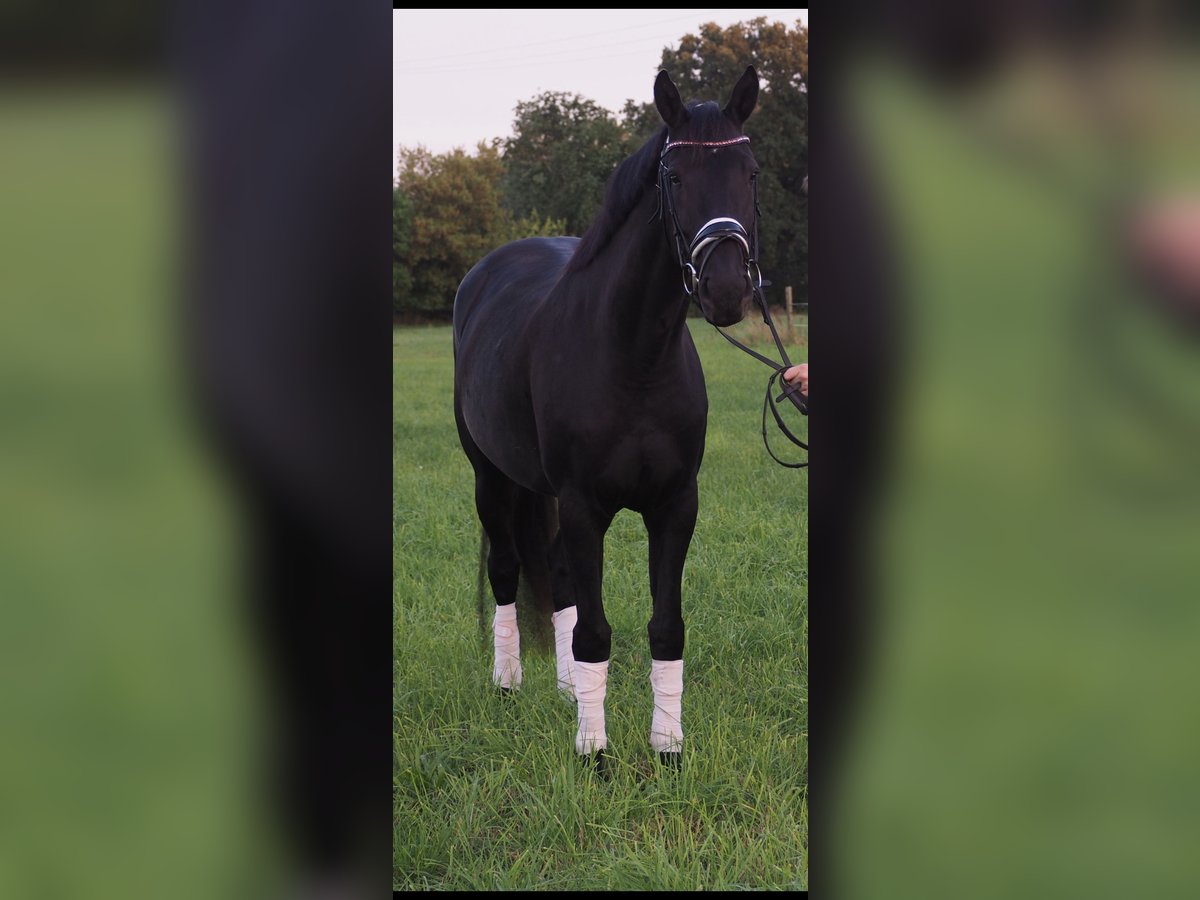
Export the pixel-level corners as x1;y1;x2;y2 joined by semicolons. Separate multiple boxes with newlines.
658;135;809;469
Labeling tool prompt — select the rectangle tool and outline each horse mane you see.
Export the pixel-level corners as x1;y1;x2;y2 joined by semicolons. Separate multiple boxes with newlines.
565;101;740;274
564;125;666;274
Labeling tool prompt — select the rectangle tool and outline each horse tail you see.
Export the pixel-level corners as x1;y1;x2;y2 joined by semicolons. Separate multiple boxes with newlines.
512;489;558;652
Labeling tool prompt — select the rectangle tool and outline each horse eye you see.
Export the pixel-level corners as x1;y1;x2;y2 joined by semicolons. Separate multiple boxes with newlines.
669;172;681;186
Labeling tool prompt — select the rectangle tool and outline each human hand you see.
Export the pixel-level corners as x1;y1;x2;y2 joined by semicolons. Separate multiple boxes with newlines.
783;363;808;396
1129;197;1200;308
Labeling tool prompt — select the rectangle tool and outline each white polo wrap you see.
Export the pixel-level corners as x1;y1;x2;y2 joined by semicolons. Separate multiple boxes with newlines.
573;659;609;754
650;658;684;753
551;606;577;698
491;603;522;689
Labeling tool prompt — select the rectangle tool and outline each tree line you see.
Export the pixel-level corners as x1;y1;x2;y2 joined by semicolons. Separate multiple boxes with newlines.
394;18;807;319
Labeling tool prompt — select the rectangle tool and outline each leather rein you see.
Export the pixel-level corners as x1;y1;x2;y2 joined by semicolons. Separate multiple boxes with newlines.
657;134;809;469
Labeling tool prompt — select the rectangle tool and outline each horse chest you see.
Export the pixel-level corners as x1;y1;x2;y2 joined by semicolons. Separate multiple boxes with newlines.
582;409;703;508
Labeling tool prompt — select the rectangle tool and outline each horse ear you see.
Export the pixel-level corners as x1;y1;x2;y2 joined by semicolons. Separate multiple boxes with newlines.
724;66;759;127
654;70;688;131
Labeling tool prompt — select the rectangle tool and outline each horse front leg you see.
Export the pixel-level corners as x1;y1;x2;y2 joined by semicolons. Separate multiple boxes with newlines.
557;493;614;766
643;484;698;768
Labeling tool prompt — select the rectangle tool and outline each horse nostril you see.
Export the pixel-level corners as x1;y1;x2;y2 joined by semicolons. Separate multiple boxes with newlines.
700;272;748;300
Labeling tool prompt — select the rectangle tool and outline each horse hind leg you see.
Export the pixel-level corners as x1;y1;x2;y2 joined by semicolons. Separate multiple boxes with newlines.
473;468;523;690
548;530;577;701
456;394;528;690
510;489;557;653
501;493;577;704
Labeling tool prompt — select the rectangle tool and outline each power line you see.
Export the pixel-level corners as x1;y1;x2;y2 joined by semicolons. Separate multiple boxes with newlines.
399;46;674;78
397;33;686;75
394;12;707;65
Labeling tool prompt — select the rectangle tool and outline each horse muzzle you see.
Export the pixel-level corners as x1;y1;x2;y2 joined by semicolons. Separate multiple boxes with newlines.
687;218;755;326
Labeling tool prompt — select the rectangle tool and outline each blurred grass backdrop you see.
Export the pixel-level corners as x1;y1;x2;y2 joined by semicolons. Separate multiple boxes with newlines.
393;320;809;890
0;85;264;899
6;10;1200;900
831;45;1200;899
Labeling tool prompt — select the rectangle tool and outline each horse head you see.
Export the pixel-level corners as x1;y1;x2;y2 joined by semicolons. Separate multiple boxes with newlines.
655;66;761;328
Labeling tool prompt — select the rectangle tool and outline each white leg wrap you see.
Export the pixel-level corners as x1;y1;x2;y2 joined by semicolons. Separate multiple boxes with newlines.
492;603;521;689
650;659;684;753
551;606;577;698
573;659;609;754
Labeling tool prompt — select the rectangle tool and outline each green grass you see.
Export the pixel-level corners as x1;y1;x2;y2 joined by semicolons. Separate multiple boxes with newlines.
394;320;808;890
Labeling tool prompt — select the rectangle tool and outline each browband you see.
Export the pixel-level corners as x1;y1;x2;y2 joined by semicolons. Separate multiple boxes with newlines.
661;135;751;156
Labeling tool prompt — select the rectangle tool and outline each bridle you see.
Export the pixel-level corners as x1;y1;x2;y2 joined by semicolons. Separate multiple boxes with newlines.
658;136;757;297
657;134;809;469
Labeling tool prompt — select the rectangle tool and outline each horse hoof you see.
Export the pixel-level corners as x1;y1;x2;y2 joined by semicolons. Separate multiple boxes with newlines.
581;748;611;779
496;685;519;697
657;751;682;772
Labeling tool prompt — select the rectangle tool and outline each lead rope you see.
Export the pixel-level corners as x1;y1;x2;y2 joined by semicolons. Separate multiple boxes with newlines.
711;286;809;470
707;178;808;469
659;137;808;469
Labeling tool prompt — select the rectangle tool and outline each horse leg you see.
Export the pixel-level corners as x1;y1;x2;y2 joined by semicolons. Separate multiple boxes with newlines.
456;393;526;691
643;484;698;767
472;466;523;690
558;494;614;761
549;532;577;700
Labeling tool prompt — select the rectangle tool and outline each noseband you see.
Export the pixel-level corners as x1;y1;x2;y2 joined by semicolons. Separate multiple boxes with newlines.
656;133;808;468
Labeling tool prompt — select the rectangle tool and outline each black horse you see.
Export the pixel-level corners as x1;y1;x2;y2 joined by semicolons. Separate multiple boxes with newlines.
453;68;762;767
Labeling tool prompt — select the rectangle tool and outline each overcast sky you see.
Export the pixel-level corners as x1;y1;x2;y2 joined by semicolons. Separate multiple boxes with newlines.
393;9;808;169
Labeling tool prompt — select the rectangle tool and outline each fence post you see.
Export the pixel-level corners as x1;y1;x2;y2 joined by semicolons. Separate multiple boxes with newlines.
784;285;793;339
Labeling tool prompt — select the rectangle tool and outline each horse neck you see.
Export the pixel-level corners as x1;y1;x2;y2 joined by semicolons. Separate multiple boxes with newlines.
589;192;691;372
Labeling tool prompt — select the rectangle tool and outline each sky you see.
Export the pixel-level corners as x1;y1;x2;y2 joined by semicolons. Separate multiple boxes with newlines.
393;9;808;170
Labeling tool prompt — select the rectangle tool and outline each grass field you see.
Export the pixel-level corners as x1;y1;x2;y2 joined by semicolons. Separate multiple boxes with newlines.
393;318;808;890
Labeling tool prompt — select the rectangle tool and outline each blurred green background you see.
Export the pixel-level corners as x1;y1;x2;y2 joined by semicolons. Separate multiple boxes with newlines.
834;46;1200;899
0;85;266;899
4;16;1200;900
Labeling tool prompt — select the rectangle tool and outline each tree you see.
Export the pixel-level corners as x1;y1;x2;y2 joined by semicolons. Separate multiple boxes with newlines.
619;97;662;148
392;187;413;316
394;143;566;317
504;209;568;243
624;19;809;303
502;92;628;236
395;144;512;315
